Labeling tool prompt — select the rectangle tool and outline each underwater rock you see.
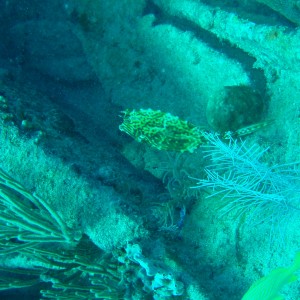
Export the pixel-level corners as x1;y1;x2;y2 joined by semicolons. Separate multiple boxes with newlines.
206;85;265;133
9;20;95;82
255;0;300;25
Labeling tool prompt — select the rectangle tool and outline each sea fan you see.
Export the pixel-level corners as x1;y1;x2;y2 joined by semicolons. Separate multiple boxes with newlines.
191;133;300;226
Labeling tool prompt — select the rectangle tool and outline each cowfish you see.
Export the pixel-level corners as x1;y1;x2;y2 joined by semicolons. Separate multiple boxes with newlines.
119;108;271;153
119;108;207;153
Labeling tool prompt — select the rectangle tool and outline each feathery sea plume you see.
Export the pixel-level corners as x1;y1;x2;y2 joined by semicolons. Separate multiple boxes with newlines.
191;133;300;228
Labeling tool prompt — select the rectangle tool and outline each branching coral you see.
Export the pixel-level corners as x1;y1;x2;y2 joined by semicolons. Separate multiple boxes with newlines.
0;168;78;250
0;168;184;299
0;168;120;297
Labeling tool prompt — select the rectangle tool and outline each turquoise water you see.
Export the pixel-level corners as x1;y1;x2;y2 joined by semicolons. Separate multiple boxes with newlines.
0;1;299;299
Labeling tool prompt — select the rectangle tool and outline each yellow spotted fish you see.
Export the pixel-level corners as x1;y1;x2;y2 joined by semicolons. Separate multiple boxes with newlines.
242;252;300;300
119;108;270;153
